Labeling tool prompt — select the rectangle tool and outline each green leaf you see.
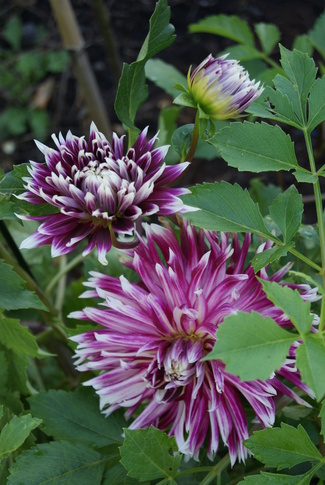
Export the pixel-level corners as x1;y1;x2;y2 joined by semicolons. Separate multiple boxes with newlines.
0;312;40;358
211;121;299;173
29;388;126;447
171;124;192;160
293;35;313;56
120;426;182;482
279;45;317;124
254;23;280;55
246;85;302;128
296;334;325;401
249;178;282;217
259;280;314;335
2;346;29;394
219;44;264;61
3;16;22;52
0;414;41;460
309;10;325;58
292;170;317;183
189;15;255;46
103;463;143;485
240;470;315;484
8;441;106;484
114;0;175;130
244;423;322;470
0;260;47;311
307;76;325;132
0;164;60;217
173;92;197;109
269;185;303;242
251;243;294;273
145;58;187;98
205;311;296;381
182;181;274;239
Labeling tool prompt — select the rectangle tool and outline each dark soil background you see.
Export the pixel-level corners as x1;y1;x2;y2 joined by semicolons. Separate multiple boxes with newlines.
1;0;325;221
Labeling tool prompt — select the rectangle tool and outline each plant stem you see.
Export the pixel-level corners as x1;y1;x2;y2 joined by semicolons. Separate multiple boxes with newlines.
46;252;84;295
198;454;230;485
303;128;325;332
176;466;215;479
185;110;200;162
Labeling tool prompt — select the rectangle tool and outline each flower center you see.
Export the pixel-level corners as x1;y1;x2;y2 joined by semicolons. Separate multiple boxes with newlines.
144;338;205;403
75;160;121;193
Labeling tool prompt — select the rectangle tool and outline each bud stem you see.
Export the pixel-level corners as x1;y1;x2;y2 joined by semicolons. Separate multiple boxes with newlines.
186;110;200;162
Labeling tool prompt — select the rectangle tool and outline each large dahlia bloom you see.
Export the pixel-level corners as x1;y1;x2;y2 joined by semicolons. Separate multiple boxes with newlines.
71;222;317;465
18;124;191;264
187;54;263;119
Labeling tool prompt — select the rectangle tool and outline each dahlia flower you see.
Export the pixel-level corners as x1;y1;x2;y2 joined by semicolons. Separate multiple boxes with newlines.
70;221;317;465
18;124;191;264
187;54;263;119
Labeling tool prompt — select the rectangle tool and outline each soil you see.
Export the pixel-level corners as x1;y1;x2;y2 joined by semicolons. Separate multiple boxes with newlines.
1;0;325;222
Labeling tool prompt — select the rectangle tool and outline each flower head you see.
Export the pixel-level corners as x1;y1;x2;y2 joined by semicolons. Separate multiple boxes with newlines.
18;124;191;264
187;54;263;119
70;221;317;465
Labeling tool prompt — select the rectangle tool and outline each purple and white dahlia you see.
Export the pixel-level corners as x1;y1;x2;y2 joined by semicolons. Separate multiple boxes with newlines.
187;54;263;119
18;124;191;264
71;221;317;464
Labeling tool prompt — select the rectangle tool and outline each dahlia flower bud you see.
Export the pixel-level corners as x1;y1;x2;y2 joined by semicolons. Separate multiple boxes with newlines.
18;124;192;265
186;53;263;119
70;221;317;465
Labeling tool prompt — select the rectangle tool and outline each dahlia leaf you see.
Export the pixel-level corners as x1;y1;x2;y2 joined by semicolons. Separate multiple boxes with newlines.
0;414;42;461
296;334;325;401
189;14;255;47
259;280;314;335
102;463;145;485
307;76;325;132
145;59;187;98
244;423;322;470
0;164;59;216
254;23;281;55
279;45;317;124
308;10;325;59
211;121;300;173
0;312;40;358
120;426;182;482
269;185;303;243
240;469;315;484
251;243;294;273
206;311;296;381
115;0;175;132
219;44;263;61
7;441;106;484
0;260;47;311
182;181;274;239
29;388;126;447
1;346;29;394
246;85;302;128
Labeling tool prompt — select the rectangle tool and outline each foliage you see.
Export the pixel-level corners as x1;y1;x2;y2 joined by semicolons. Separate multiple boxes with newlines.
0;13;69;142
1;2;325;485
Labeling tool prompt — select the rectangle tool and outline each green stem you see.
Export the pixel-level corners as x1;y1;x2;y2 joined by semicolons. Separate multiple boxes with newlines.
185;110;200;162
176;466;215;479
303;128;325;332
198;454;230;485
289;247;322;272
46;252;84;295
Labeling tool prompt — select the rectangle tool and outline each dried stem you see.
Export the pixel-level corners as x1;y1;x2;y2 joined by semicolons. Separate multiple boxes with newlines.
49;0;112;138
92;0;122;86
